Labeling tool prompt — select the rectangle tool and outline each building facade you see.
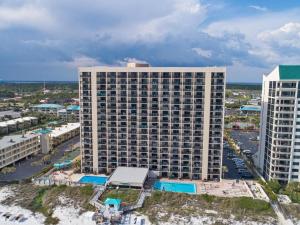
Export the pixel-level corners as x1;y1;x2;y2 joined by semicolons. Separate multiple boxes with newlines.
57;105;80;121
31;104;64;114
50;122;80;147
258;65;300;183
0;133;40;169
79;64;226;180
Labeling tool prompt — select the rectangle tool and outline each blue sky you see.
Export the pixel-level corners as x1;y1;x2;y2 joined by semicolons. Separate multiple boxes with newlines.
0;0;299;82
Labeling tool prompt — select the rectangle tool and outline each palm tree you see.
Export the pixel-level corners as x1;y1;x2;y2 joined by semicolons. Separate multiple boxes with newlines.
222;165;228;179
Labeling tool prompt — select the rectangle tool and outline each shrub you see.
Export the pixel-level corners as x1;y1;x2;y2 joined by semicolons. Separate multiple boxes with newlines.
0;166;16;174
267;179;281;194
258;179;277;201
284;182;300;203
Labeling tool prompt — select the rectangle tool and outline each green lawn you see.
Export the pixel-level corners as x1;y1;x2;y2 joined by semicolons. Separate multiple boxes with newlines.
100;188;140;205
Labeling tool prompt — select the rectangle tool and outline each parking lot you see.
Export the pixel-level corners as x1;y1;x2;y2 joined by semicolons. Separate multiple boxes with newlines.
222;141;255;180
230;130;259;154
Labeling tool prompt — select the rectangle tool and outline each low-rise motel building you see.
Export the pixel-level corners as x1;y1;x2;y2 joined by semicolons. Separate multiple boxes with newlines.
31;103;64;114
0;133;40;169
0;123;80;169
50;123;80;147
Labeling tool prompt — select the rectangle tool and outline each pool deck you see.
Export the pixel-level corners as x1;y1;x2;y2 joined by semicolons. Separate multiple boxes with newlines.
159;178;252;198
49;170;108;183
47;170;252;198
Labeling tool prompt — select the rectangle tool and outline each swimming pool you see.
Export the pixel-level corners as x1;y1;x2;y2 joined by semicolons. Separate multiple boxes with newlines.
153;181;197;194
79;176;108;185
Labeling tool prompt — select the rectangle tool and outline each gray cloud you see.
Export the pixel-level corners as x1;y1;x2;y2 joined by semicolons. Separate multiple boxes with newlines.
0;0;299;82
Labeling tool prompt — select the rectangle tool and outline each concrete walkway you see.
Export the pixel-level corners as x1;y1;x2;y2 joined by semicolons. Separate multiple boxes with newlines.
272;202;294;225
89;186;106;209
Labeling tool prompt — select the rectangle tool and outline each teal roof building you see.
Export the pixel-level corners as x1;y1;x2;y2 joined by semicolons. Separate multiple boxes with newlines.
278;65;300;80
104;198;122;211
32;104;64;109
67;105;80;111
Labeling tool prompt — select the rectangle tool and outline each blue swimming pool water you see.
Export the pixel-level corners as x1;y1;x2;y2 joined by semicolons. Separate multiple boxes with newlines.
79;176;108;185
153;181;197;194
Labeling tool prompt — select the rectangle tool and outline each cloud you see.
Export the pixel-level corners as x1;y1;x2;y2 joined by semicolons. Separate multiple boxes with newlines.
0;4;54;30
64;55;102;68
0;0;299;81
117;58;149;66
249;5;268;12
91;0;207;43
22;39;62;47
204;8;300;68
258;22;300;49
192;48;212;58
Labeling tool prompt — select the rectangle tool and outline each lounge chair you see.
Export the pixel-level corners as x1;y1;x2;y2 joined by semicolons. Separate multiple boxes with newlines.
19;216;27;222
15;214;24;221
9;215;17;221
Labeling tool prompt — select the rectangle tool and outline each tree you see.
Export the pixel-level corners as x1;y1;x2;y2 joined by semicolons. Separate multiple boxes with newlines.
222;165;228;179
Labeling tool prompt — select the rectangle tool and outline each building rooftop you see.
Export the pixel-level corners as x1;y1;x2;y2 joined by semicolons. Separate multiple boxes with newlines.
107;167;149;187
66;105;80;111
104;198;122;206
279;65;300;80
240;105;261;112
32;104;64;109
0;117;38;127
0;110;21;119
0;133;39;149
32;128;53;134
50;123;80;138
79;66;226;73
57;109;67;113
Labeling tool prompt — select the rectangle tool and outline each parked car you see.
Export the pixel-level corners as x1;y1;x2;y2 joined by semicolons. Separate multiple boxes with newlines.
238;169;247;174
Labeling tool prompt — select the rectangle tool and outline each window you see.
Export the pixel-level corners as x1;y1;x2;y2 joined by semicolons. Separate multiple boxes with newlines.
292;175;298;179
292;169;299;172
293;162;299;166
294;155;300;159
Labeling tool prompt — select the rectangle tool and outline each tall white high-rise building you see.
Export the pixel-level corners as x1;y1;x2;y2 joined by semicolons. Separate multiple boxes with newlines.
258;65;300;183
79;63;226;180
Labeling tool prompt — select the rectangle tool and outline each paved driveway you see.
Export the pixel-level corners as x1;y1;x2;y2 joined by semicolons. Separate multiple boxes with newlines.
0;136;79;182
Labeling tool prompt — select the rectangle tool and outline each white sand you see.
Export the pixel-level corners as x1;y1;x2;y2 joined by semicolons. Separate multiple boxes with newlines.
0;186;97;225
151;215;276;225
51;195;96;225
0;186;45;225
53;205;95;225
0;186;283;225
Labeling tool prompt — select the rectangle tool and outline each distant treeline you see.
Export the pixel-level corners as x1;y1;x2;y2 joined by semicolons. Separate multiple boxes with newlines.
226;83;262;90
0;81;261;93
0;81;78;94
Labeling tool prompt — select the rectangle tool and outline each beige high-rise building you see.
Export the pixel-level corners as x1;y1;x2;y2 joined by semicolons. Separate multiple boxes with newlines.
79;63;226;180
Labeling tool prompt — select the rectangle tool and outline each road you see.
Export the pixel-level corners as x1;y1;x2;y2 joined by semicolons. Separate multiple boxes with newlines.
0;136;79;182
